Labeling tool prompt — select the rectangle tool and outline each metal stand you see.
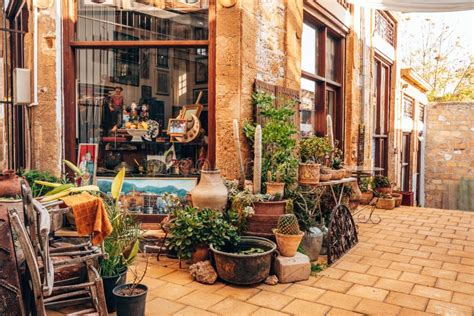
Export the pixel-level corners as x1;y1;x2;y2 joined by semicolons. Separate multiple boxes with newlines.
353;198;382;224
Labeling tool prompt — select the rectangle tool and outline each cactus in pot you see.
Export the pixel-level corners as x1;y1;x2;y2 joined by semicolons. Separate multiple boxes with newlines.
266;170;285;197
273;214;304;257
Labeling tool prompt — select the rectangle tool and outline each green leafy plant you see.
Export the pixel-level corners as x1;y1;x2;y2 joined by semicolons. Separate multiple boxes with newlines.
331;140;344;170
19;169;64;197
359;177;373;193
373;175;391;189
243;92;299;193
166;207;240;260
300;136;333;164
100;168;142;277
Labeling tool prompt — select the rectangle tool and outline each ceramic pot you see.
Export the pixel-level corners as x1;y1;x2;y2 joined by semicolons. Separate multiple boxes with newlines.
266;182;285;197
299;227;323;261
274;231;304;257
319;173;332;182
191;245;209;263
375;187;392;194
360;192;374;205
376;198;396;210
298;163;320;185
0;170;23;198
191;169;228;210
331;169;345;180
392;192;403;207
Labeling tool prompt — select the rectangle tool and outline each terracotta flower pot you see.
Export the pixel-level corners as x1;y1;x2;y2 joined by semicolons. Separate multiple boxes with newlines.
191;169;228;210
331;169;345;180
375;187;392;194
376;198;396;210
273;231;304;257
392;193;403;207
191;245;209;263
319;173;332;182
298;163;320;185
0;170;23;198
360;191;374;205
265;182;285;197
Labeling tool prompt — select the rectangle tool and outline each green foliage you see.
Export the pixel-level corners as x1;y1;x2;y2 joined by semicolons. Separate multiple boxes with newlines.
331;141;344;170
276;214;301;235
243;92;299;194
166;207;240;260
359;177;373;193
19;169;64;197
310;263;325;275
300;136;333;164
290;188;321;233
373;175;391;189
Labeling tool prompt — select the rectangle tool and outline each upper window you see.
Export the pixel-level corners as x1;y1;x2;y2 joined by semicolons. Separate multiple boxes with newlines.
75;0;209;41
374;10;395;46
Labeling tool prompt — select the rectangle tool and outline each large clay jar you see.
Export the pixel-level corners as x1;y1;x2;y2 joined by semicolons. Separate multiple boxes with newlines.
0;170;23;198
298;163;320;185
191;169;228;210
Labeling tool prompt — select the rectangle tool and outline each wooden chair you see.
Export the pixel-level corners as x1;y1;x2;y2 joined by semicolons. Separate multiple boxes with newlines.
15;183;108;315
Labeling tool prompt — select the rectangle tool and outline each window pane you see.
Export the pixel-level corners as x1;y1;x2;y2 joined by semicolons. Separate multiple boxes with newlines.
300;78;316;137
76;47;208;176
76;1;209;41
326;35;337;81
301;22;318;74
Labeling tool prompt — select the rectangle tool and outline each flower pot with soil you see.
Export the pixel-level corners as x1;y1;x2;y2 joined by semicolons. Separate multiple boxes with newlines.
392;192;403;207
265;171;285;196
373;175;392;194
359;177;374;205
273;214;304;257
299;136;333;185
376;194;396;210
113;283;148;316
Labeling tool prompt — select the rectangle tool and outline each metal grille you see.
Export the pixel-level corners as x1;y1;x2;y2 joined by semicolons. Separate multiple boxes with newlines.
327;204;358;265
374;10;395;46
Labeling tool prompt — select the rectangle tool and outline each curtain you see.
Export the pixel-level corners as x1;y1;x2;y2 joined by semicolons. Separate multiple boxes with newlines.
347;0;474;12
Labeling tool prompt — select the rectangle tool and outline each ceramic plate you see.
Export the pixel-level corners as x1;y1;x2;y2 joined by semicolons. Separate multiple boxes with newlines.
144;120;160;141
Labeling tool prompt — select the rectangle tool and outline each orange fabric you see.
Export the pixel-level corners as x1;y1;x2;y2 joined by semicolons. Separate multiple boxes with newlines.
61;192;113;245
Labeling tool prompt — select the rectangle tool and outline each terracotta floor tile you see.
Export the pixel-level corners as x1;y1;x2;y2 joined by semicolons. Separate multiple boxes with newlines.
334;261;371;274
326;307;363;315
247;290;294;310
341;271;379;286
256;282;291;293
185;281;226;293
141;276;167;291
388;262;423;273
461;257;474;266
317;267;346;280
400;249;430;259
447;249;474;259
145;297;185;315
380;252;412;264
398;308;436;316
418;245;448;255
384;292;429;311
457;272;474;283
430;252;461;264
160;271;194;285
410;257;443;269
367;266;402;280
281;299;331;315
354;298;402;315
147;264;176;278
208;297;259;316
426;299;473;316
346;284;389;301
282;283;325;302
351;248;383;258
435;278;474;295
452;292;474;307
374;278;414;294
411;284;452;302
177;291;226;310
443;262;474;274
215;285;261;301
251;307;289;316
312;277;354;293
150;282;195;301
408;238;437;246
316;291;361;310
358;256;392;268
391;241;420;250
421;266;457;280
173;306;217;316
399;271;437;286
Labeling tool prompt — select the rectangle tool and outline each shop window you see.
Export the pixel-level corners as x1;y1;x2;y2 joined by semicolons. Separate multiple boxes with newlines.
300;20;344;146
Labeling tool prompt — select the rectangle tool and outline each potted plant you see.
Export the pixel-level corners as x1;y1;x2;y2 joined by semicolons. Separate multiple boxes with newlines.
273;214;304;257
166;207;240;263
359;177;374;205
376;193;396;210
392;190;403;207
266;171;285;196
299;136;333;185
113;256;149;316
373;175;392;194
100;168;142;313
330;142;346;180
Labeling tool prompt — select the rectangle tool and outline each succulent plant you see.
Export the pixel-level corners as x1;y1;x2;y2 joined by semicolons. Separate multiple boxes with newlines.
276;214;301;235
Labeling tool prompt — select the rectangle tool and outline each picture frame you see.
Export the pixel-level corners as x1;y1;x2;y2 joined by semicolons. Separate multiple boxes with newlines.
156;48;169;69
77;143;99;186
140;48;150;79
195;57;208;84
193;88;208;105
141;85;152;99
167;118;187;136
156;69;170;95
181;104;203;121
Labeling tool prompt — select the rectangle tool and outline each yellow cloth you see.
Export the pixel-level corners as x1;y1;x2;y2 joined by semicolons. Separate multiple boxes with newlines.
61;192;113;245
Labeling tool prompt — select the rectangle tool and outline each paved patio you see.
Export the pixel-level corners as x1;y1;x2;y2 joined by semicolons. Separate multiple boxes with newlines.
51;206;474;315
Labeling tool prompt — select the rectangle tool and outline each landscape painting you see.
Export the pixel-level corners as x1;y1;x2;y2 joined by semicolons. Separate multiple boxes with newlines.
97;177;197;197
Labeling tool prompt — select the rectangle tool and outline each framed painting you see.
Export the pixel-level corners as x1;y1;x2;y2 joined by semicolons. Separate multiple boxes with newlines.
140;48;150;79
77;143;99;185
97;177;198;198
195;57;208;84
156;69;170;95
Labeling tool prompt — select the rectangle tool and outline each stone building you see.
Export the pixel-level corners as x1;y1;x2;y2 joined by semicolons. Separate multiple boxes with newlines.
0;0;412;194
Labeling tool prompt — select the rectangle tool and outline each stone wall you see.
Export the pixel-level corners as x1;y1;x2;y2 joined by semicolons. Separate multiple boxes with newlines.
424;102;474;210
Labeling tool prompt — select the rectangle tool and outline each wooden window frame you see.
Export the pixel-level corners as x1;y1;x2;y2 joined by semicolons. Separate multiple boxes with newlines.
301;8;346;147
62;0;217;168
401;132;411;192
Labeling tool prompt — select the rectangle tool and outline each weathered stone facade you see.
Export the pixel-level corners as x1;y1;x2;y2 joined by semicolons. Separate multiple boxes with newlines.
425;102;474;210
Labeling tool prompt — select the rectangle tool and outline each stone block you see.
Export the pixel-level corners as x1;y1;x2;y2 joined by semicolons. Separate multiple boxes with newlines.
274;252;311;283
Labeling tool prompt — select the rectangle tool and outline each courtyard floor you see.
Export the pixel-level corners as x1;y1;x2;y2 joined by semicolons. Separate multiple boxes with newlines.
51;206;474;315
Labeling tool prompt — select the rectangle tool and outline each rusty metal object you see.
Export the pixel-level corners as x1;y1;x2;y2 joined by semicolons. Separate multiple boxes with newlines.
0;206;25;315
327;204;358;265
211;237;276;285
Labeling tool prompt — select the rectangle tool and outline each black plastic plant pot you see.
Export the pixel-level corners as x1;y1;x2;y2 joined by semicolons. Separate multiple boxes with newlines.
102;268;127;313
113;283;148;316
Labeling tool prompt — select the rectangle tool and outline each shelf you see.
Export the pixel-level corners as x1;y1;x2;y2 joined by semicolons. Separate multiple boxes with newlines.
96;172;199;178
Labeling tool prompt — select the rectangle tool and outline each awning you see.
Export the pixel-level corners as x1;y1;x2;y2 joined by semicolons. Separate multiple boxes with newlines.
347;0;474;12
